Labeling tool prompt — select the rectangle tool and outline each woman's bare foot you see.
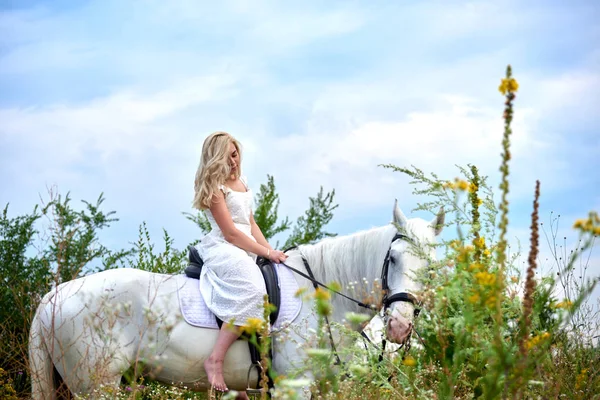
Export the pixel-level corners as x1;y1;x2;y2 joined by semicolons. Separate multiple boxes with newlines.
204;357;228;392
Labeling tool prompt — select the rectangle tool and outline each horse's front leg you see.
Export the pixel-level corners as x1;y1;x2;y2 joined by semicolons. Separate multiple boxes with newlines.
271;314;322;400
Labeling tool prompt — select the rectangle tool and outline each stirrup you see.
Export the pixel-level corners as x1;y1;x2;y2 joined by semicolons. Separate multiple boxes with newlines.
245;388;266;396
246;362;264;395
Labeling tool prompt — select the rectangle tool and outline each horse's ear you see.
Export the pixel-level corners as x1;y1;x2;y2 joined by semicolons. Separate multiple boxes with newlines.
393;199;407;228
431;206;445;236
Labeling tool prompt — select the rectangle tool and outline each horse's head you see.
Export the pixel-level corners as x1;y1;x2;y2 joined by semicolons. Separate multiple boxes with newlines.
384;200;444;344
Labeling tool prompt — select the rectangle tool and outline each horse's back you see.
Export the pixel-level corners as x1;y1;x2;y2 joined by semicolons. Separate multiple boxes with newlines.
46;268;174;303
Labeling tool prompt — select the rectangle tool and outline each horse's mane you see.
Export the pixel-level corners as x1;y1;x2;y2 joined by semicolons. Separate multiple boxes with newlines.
297;224;398;288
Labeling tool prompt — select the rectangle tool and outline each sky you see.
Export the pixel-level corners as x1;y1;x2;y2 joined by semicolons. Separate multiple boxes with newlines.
1;0;599;300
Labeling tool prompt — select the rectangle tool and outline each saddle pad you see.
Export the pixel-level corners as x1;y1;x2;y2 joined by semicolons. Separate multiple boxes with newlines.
177;263;302;332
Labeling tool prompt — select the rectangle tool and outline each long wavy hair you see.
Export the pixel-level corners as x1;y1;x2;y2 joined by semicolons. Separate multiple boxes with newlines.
193;131;242;210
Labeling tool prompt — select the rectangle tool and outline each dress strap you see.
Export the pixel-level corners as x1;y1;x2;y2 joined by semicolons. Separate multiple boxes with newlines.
240;176;249;190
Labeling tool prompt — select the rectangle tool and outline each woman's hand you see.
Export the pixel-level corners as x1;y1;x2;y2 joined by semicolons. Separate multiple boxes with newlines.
268;249;288;264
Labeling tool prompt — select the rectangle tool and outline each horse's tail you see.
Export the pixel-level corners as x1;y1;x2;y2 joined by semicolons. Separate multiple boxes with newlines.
29;291;56;400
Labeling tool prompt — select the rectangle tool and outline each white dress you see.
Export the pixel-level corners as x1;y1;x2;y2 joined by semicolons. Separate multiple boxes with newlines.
197;176;267;326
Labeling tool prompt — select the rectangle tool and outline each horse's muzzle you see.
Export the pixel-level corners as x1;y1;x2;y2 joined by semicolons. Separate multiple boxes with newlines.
385;306;414;344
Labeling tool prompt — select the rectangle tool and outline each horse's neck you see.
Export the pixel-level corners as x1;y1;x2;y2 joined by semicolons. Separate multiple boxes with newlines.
298;224;397;314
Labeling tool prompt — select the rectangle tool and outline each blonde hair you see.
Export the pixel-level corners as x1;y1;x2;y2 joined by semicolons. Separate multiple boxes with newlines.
193;131;242;210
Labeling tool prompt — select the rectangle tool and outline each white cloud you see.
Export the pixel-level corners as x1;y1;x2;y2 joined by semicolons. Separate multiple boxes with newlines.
1;0;598;269
1;72;238;162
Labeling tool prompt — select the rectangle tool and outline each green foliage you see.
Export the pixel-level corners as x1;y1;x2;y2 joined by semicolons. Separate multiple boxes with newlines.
380;163;498;242
0;193;130;396
0;204;48;324
277;67;599;399
0;205;49;393
283;157;598;399
253;175;291;243
182;210;211;236
284;187;338;250
377;164;598;399
42;192;132;279
131;222;187;274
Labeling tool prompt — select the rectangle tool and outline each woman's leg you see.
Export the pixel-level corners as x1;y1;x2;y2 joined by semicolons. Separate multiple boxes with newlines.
204;325;240;391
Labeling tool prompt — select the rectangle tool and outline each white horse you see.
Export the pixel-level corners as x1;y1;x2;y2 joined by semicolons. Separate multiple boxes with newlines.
29;202;444;398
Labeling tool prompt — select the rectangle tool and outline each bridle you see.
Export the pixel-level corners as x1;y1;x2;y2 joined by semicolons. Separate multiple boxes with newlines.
380;233;420;314
282;231;422;363
376;232;422;359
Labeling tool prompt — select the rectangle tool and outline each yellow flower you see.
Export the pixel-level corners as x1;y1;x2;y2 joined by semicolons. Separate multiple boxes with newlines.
541;332;550;340
473;237;485;249
468;182;478;193
468;262;483;272
315;288;332;316
314;287;331;301
468;293;480;304
526;332;550;349
443;181;456;190
402;356;417;366
499;78;519;95
477;198;483;207
485;295;496;309
456;179;469;191
554;300;573;309
572;212;600;234
449;240;461;250
576;368;589;390
474;271;496;286
457;245;474;263
483;249;491;258
241;317;265;335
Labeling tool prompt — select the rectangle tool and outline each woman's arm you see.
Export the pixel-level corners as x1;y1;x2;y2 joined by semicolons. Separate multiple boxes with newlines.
250;211;273;252
209;191;271;258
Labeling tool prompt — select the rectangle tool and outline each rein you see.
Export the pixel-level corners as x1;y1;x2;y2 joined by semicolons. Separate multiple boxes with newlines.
279;260;377;310
282;232;422;364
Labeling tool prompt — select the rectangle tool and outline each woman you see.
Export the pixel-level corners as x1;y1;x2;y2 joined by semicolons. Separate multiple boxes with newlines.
193;131;288;394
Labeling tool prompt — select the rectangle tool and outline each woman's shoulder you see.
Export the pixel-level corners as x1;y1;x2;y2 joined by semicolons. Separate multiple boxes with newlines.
217;183;230;194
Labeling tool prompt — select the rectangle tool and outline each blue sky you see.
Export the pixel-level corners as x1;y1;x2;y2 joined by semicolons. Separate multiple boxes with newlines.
1;1;599;291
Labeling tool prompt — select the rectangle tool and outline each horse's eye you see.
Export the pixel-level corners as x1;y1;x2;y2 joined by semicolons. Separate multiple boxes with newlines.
390;255;397;264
